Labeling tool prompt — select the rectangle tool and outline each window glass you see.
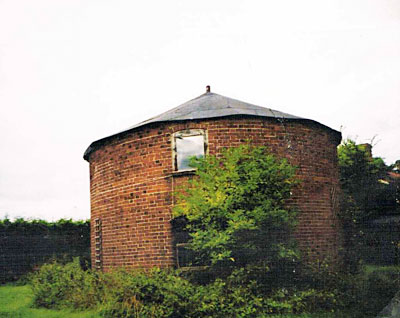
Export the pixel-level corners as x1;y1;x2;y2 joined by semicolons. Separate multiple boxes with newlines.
176;135;205;171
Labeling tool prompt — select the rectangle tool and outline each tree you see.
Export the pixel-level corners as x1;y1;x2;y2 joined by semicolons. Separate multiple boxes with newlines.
172;145;299;273
337;140;392;269
338;140;388;222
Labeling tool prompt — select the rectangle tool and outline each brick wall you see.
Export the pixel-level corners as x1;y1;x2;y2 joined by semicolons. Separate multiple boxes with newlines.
87;116;341;270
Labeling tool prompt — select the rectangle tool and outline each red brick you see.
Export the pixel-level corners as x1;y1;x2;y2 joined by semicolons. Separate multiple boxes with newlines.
87;117;341;271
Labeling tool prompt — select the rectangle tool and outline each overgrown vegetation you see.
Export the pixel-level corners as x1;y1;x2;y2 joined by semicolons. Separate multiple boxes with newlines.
0;284;364;318
25;145;398;317
27;258;399;318
173;145;299;277
5;144;400;317
338;140;390;222
338;140;400;270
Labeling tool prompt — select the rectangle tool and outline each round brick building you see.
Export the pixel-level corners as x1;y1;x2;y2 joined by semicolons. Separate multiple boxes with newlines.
84;88;342;270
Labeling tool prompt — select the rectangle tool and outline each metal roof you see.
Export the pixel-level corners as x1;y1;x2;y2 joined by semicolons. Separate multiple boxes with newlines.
128;91;303;130
84;90;340;161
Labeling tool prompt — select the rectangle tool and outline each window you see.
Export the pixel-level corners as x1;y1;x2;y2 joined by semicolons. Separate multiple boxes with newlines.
173;129;206;171
176;243;206;268
171;216;204;268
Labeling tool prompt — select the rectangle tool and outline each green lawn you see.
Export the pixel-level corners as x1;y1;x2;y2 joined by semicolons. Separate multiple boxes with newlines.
0;285;100;318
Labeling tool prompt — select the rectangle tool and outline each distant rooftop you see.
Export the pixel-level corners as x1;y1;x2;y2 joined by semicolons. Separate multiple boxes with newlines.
84;87;340;160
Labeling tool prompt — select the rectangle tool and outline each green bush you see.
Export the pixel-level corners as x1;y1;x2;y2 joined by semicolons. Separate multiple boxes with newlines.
297;261;400;317
29;259;400;317
100;273;265;318
30;258;103;309
337;140;396;271
173;145;299;274
99;268;196;318
353;267;399;317
263;288;337;315
30;260;338;318
101;269;267;318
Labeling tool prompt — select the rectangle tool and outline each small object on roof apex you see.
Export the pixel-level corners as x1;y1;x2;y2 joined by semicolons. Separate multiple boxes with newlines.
206;85;210;93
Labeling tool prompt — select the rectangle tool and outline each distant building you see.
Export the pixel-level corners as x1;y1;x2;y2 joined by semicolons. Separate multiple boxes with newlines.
84;87;342;270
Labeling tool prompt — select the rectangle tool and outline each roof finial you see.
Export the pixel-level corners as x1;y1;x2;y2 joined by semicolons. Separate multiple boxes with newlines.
206;85;211;93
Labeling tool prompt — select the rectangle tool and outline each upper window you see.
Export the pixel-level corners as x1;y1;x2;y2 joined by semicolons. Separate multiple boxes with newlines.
173;129;206;171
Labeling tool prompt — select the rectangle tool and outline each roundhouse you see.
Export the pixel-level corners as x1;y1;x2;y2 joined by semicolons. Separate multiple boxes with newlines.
84;88;342;270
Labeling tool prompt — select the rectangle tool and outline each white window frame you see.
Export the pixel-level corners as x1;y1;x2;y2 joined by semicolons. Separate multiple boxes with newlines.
172;129;208;172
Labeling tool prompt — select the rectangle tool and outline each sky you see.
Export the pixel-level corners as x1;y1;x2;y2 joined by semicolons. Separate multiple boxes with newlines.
0;0;399;221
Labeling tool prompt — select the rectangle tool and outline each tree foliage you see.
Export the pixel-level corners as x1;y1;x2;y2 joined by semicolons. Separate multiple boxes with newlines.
338;140;389;223
0;218;90;234
173;145;299;272
337;140;399;269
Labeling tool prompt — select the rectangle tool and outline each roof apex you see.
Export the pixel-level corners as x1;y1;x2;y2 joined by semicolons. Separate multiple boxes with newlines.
128;91;303;131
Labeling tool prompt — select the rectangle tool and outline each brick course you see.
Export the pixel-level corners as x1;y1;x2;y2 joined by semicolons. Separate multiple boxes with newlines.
87;116;341;270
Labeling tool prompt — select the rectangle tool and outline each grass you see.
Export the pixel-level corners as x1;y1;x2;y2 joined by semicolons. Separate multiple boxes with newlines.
0;285;100;318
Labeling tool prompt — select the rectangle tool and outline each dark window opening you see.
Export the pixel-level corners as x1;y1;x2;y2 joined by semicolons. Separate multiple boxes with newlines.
171;216;203;268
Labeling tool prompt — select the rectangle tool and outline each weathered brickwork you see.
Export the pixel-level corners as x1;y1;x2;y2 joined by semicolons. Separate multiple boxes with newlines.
87;116;341;271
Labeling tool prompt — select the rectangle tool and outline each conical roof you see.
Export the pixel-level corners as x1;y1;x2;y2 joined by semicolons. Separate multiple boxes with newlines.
128;91;302;130
84;90;339;160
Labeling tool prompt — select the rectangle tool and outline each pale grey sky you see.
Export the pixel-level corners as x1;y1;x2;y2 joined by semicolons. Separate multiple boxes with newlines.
0;0;399;220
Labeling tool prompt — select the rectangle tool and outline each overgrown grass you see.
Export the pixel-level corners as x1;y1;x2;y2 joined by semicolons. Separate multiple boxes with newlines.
0;285;100;318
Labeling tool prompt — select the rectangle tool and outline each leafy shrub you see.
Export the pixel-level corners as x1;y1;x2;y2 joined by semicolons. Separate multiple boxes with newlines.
101;269;265;318
99;268;196;318
97;266;344;318
29;259;399;317
173;145;299;276
31;260;340;318
263;288;337;315
337;140;396;271
30;258;103;309
352;267;399;317
296;260;400;317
